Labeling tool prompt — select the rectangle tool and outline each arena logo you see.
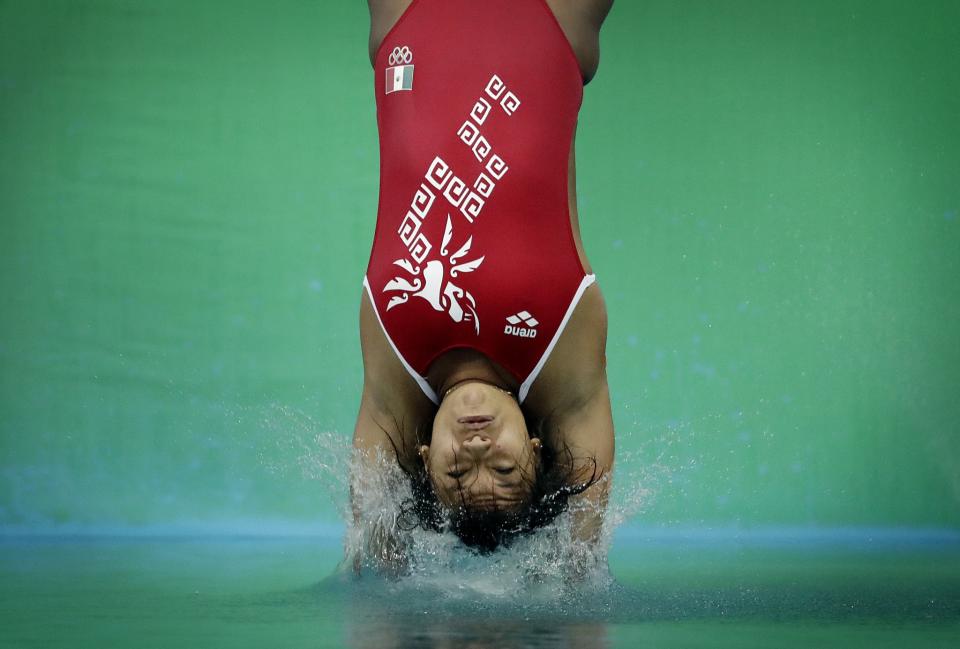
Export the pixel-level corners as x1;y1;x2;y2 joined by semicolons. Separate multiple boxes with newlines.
504;311;538;338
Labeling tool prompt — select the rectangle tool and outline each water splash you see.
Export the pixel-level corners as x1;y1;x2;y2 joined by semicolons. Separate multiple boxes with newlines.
257;404;686;601
342;445;670;600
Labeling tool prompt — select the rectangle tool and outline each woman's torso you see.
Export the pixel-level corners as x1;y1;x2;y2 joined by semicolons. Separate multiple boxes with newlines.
368;0;599;266
361;0;609;421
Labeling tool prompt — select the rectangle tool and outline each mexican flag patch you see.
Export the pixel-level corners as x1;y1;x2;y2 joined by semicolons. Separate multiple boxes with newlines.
386;65;414;94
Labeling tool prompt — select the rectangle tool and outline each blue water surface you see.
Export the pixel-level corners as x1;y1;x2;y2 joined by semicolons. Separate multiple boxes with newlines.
1;527;958;648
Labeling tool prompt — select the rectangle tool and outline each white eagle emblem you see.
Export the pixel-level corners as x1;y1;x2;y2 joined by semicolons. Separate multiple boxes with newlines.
381;215;485;333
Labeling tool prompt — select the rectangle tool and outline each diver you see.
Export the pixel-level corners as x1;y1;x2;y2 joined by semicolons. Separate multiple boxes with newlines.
352;0;615;574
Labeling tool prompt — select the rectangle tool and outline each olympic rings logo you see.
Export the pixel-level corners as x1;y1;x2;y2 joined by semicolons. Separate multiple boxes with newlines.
388;45;413;66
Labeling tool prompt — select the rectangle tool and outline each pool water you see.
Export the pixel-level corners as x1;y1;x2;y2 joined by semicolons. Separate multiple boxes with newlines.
2;532;957;648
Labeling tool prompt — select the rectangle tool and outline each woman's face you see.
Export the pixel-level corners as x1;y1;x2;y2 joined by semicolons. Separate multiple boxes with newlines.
421;381;541;511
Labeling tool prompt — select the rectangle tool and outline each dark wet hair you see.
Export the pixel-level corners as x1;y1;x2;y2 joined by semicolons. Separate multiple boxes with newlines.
384;411;602;553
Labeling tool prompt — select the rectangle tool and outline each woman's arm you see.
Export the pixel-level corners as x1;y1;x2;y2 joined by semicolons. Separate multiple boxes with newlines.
350;386;409;576
546;376;614;582
350;291;433;575
528;285;614;572
553;377;614;541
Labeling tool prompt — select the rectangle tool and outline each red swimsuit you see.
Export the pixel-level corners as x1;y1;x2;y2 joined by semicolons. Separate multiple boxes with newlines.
364;0;595;403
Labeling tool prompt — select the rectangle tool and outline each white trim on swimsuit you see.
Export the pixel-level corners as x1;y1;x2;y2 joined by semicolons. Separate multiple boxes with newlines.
363;273;596;405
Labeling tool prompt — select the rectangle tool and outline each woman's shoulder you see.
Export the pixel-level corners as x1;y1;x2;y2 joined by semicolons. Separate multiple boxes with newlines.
358;289;435;451
525;282;609;417
527;282;614;475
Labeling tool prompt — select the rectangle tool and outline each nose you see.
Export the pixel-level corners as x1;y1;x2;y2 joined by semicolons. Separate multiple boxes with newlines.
462;434;491;458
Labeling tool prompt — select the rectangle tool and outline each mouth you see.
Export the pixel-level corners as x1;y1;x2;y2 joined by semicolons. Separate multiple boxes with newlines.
457;415;494;430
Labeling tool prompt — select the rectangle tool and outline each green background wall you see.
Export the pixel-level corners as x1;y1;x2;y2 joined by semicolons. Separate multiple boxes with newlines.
1;0;957;532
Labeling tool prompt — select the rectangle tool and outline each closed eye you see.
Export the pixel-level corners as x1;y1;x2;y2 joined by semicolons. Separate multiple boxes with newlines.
447;469;468;479
494;467;515;475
